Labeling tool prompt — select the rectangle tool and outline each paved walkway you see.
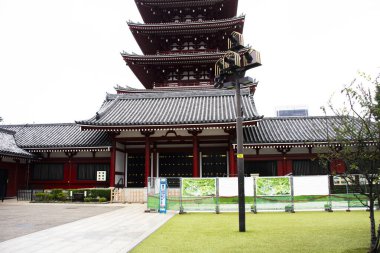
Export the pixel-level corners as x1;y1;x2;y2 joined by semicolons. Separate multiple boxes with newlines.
0;203;176;253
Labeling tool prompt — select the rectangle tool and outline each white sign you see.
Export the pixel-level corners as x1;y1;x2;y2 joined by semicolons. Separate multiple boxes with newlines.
293;175;329;196
218;177;254;197
96;171;107;181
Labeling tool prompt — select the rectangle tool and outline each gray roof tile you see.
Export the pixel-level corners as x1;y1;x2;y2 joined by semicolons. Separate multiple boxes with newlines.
77;89;262;127
0;128;33;158
1;124;112;149
243;116;342;144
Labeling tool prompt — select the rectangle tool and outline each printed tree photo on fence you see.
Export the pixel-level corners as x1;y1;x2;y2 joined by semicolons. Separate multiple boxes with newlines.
320;72;380;253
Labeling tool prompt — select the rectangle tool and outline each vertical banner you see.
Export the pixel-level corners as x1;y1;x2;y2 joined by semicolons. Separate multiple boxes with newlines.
159;178;168;213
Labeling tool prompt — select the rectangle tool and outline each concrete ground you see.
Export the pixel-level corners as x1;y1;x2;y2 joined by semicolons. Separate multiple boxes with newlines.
0;199;123;242
0;199;176;252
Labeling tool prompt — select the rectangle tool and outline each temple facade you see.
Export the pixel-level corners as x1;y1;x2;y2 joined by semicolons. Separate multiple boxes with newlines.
0;0;340;197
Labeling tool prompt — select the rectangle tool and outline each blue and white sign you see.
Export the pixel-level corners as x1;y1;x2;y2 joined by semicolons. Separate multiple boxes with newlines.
159;178;168;213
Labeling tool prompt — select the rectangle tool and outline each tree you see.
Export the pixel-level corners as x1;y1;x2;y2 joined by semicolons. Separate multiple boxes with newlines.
321;72;380;252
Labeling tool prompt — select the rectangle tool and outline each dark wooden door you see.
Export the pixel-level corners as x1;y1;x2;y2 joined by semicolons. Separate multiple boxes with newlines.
0;169;8;200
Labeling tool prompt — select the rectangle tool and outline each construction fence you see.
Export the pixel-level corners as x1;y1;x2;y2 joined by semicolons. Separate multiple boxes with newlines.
147;175;370;213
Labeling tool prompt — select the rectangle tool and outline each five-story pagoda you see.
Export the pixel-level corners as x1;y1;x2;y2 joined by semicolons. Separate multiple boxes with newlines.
77;0;262;188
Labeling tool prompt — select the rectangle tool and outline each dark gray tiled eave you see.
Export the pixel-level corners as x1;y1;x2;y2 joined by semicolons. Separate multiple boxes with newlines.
77;89;262;126
0;128;33;158
243;116;343;144
1;124;112;149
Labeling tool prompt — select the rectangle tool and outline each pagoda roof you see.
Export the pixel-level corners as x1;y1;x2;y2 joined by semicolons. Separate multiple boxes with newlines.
1;124;112;153
122;48;261;89
128;16;245;54
122;50;225;64
128;16;245;31
0;128;33;159
135;0;238;23
76;88;262;131
115;85;216;93
242;116;352;149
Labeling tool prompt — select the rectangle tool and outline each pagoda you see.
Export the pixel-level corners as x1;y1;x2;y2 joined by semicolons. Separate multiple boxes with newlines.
122;0;246;89
77;0;262;188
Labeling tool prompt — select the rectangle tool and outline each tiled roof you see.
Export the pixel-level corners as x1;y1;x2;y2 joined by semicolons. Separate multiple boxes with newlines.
77;88;262;129
1;124;112;151
128;16;245;30
243;116;343;146
0;128;33;158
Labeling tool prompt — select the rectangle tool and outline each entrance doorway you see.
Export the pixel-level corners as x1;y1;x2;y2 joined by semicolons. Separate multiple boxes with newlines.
0;169;8;201
244;161;277;176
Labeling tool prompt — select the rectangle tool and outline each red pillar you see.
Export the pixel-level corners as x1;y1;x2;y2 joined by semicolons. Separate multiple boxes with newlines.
144;136;150;186
14;160;19;194
110;145;116;187
192;135;199;177
153;148;157;177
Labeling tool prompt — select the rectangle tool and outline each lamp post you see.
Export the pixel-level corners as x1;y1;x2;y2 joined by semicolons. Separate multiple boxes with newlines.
214;32;261;232
235;76;246;232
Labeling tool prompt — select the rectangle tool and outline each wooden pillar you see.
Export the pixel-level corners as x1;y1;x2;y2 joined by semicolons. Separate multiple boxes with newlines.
142;131;154;187
108;133;120;188
110;146;116;187
276;147;291;176
145;137;150;186
64;152;77;188
188;130;202;178
225;129;237;177
153;146;157;178
193;135;199;177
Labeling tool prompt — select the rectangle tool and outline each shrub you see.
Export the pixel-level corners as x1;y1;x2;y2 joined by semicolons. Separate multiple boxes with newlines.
69;188;111;201
56;192;69;201
84;197;98;202
88;189;111;201
98;197;107;202
35;192;53;202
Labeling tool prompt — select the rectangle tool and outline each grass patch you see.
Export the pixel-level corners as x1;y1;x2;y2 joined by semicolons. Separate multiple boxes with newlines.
132;211;372;253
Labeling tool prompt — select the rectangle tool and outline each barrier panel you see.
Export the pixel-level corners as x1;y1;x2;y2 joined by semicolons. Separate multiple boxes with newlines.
146;175;370;213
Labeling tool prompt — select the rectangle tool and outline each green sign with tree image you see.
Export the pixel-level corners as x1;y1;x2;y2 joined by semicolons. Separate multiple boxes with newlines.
182;178;216;197
256;177;291;196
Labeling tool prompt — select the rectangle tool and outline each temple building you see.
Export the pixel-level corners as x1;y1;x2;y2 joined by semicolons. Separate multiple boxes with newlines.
0;0;339;197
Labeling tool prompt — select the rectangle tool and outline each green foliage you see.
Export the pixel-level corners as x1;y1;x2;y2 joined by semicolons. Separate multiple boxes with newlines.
33;188;110;202
98;197;107;202
35;192;53;202
50;189;68;201
86;189;111;200
70;189;111;201
84;197;98;202
321;72;380;252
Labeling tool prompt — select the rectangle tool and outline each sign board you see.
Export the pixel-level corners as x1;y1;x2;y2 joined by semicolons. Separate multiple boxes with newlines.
181;178;216;197
293;176;329;196
256;177;291;196
96;171;107;182
159;178;168;213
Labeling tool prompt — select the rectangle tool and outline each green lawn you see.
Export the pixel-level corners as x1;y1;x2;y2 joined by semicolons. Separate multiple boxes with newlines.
132;211;373;253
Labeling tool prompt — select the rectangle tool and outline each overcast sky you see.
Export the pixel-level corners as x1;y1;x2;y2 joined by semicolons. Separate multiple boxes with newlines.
0;0;379;125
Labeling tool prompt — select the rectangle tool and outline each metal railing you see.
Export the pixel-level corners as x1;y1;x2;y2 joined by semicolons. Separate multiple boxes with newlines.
17;189;44;201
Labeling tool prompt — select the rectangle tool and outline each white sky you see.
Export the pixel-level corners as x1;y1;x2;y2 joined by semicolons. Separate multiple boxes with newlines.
0;0;379;124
